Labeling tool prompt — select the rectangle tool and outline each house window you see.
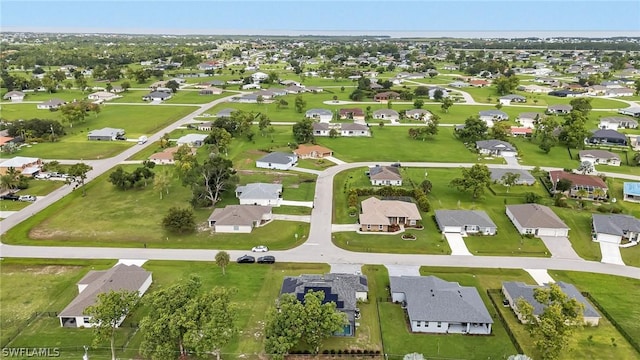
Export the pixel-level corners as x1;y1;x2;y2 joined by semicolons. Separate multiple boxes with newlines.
525;229;533;234
379;225;383;230
367;225;371;230
437;322;442;328
233;225;239;231
416;321;421;327
83;317;91;323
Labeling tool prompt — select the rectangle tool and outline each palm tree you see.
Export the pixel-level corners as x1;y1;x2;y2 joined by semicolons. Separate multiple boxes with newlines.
575;188;589;200
593;188;606;201
0;167;20;191
215;251;230;275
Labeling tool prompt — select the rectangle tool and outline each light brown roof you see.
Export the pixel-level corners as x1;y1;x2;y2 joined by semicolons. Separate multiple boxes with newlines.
59;264;151;317
369;166;402;181
549;171;607;189
294;144;333;156
208;205;272;226
359;197;421;225
506;204;568;229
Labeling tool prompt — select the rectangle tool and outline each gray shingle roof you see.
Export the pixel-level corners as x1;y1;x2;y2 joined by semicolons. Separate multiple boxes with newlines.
216;108;236;117
592;214;640;236
235;183;282;200
434;210;497;230
502;281;600;319
489;168;536;184
280;273;368;315
258;152;296;165
390;276;493;324
59;264;151;317
306;108;333;117
579;150;620;161
479;110;508;118
506;204;568;229
87;128;124;138
591;129;627;141
208;205;272;226
476;140;517;152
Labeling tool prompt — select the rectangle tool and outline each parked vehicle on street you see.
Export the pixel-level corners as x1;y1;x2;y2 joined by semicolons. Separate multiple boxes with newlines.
236;255;256;263
257;256;276;264
251;245;269;252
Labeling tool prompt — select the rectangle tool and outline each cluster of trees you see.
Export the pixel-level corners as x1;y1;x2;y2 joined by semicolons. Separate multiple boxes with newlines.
456;116;489;143
138;276;237;360
210;110;255;141
0;167;29;191
264;291;347;359
293;118;315;144
175;151;237;208
108;161;156;190
5;118;64;142
494;75;520;95
126;67;163;84
60;100;101;128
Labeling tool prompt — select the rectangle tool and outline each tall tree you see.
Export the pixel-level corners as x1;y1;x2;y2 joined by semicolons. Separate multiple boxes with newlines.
153;169;171;200
440;97;454;113
501;172;521;192
166;80;179;93
258;113;271;136
205;127;232;155
215;251;230;275
85;290;139;360
559;111;590;149
534;116;559;154
490;121;511;141
494;75;520;95
292;118;315;144
294;95;306;113
264;294;305;360
450;164;492;199
140;276;202;360
457;116;488;143
569;98;593;116
516;283;584;360
300;291;347;354
162;207;196;234
68;162;93;196
413;99;424;109
187;156;236;207
183;287;237;360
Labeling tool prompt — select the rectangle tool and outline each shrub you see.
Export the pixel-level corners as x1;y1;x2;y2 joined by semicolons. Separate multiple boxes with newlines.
420;179;433;193
162;207;196;234
416;195;431;212
524;192;541;204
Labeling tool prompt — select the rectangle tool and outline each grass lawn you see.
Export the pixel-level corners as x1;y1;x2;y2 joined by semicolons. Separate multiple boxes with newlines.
164;90;229;104
2;165;309;249
0;258;115;348
379;266;526;360
316;127;480;163
4;105;195;159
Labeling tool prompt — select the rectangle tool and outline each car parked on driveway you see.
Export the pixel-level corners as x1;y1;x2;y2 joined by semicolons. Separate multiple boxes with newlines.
236;255;256;263
257;256;275;264
35;173;51;179
252;245;269;252
18;195;37;202
1;193;19;201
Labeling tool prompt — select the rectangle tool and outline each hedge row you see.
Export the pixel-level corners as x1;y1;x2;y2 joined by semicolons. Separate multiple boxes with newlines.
486;289;524;354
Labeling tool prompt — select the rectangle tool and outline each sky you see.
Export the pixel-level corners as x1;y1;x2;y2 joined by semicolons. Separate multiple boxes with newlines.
1;0;640;37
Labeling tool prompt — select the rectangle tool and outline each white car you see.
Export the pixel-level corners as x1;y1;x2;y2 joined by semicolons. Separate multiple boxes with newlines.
18;195;36;202
251;245;269;252
35;173;51;179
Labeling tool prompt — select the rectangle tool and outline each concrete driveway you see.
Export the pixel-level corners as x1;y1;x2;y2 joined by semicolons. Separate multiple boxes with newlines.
524;269;555;285
385;265;421;276
599;242;625;265
330;263;363;274
271;214;311;223
443;233;473;256
331;224;360;232
539;236;581;259
280;200;313;208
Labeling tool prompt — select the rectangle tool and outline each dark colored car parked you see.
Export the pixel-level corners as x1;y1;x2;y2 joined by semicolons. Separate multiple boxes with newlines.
236;255;256;264
1;193;19;201
257;256;276;264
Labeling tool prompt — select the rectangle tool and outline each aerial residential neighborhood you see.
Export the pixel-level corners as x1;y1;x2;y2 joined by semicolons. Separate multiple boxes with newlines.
1;2;640;360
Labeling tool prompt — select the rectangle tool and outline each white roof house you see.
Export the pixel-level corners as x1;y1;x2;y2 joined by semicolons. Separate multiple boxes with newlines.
176;133;208;147
235;183;283;206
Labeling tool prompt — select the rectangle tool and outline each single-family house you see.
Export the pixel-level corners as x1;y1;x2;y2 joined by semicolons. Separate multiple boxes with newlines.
340;123;370;137
598;117;638;130
623;182;640;203
518;84;553;93
606;88;634;97
280;273;368;337
235;183;283;206
405;109;432;121
110;86;124;93
588;129;628;146
280;80;301;87
294;144;333;159
368;165;402;186
0;156;42;176
502;281;600;326
372;109;400;122
592;214;640;245
489;168;536;185
305;108;333;123
312;122;332;137
516;112;543;129
87;91;118;102
434;210;497;235
505;204;569;237
479;110;509;127
390;276;493;335
251;72;269;82
142;91;172;101
359;197;421;232
233;94;260;103
176;133;208;148
207;205;272;233
548;90;583;98
37;98;66;110
498;94;526;105
469;79;490;87
579;150;621;166
256;152;298;170
197;121;213;132
3;90;25;102
148;147;187;165
87;128;125;141
216;108;236;118
339;108;365;121
476;140;517;157
618;106;640;117
449;81;469;88
199;87;223;95
59;264;152;328
509;126;533;137
549;170;608;199
284;85;306;94
546;104;573;115
427;87;449;99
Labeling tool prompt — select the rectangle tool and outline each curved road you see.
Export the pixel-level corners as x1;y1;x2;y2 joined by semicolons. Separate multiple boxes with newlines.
2;94;640;281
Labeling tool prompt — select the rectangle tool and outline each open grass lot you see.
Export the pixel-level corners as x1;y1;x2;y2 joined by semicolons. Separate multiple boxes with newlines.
165;90;230;104
489;270;640;359
2;104;195;159
0;259;115;348
235;169;316;202
2;165;309;249
378;266;526;360
332;167;550;256
316;127;481;163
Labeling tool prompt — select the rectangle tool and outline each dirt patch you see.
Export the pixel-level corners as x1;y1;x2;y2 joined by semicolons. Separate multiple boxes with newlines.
3;265;80;276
